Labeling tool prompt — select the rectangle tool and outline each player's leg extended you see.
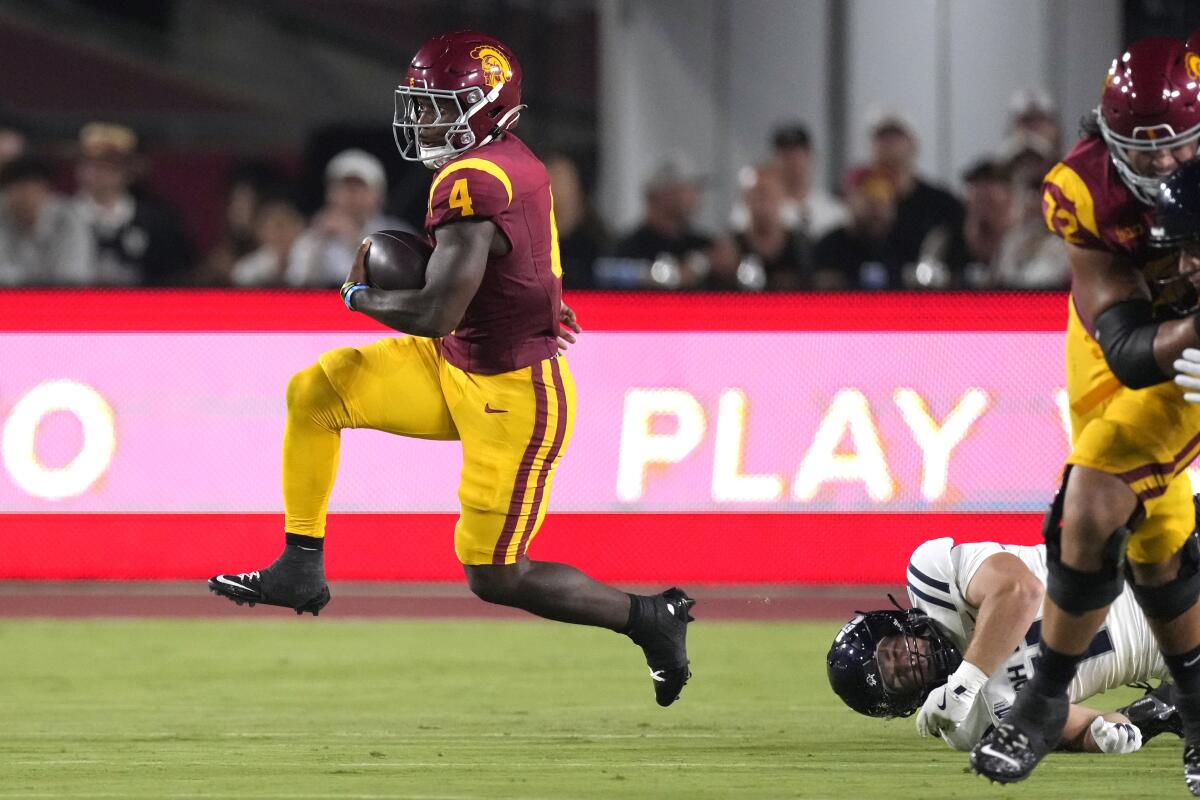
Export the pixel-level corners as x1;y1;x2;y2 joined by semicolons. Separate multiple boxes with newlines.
1125;477;1200;795
971;465;1135;782
209;337;457;614
974;301;1168;781
447;355;694;706
1078;379;1200;793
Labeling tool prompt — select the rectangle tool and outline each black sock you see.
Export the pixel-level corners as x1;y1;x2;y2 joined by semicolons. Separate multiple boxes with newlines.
1166;643;1200;694
1177;687;1200;743
1028;641;1081;698
623;593;651;636
270;532;325;582
285;532;324;552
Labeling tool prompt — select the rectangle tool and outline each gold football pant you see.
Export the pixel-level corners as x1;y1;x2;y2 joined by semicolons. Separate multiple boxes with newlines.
1065;299;1200;563
281;336;575;565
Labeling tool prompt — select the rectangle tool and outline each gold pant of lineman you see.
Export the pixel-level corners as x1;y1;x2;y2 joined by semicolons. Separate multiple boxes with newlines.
1066;299;1200;562
280;336;575;565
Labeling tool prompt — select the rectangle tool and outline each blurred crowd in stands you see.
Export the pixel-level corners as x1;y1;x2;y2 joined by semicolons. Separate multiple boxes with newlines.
0;89;1069;291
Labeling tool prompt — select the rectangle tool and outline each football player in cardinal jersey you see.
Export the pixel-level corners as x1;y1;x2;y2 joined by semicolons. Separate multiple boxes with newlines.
829;537;1182;755
972;36;1200;791
207;31;694;708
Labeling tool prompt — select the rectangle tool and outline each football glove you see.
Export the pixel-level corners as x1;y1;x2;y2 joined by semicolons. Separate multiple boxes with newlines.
1174;348;1200;403
1089;716;1143;754
915;661;988;737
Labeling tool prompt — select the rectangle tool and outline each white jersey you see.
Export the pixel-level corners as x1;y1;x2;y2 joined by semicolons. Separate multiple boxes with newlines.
905;537;1166;751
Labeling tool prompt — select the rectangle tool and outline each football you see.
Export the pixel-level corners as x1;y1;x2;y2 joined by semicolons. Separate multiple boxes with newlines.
363;230;432;290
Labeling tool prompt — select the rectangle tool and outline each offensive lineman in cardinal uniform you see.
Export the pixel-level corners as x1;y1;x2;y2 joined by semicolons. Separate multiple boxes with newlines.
828;537;1181;755
971;36;1200;791
206;31;694;708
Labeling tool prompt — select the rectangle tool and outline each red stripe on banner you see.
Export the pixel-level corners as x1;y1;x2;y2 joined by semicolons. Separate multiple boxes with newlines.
0;513;1044;584
0;290;1069;332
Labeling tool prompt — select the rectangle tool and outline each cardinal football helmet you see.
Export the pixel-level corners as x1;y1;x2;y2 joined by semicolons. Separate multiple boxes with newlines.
827;604;962;719
393;31;524;169
1097;37;1200;205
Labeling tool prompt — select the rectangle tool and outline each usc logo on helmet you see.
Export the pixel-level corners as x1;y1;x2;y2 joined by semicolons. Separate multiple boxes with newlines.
1187;51;1200;81
471;46;512;88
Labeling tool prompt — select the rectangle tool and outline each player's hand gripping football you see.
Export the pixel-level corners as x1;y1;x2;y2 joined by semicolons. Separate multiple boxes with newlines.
915;661;988;738
557;301;581;352
1175;348;1200;403
340;240;370;309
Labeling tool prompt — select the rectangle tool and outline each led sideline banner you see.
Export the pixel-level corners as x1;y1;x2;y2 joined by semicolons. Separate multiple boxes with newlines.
0;291;1095;582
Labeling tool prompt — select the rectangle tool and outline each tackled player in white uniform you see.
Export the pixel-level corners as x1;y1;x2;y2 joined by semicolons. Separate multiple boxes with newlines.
828;537;1181;756
907;538;1166;752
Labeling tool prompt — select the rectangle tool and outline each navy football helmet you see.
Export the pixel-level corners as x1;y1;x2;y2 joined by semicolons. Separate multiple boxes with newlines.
827;602;962;718
1149;159;1200;314
1151;159;1200;249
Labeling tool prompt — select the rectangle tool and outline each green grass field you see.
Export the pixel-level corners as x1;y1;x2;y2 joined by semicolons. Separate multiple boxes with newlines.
0;618;1185;799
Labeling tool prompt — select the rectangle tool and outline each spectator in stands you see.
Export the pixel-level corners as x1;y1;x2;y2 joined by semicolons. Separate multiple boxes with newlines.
1007;88;1062;158
0;156;93;285
611;154;713;289
716;164;812;290
1001;89;1062;191
230;192;306;287
545;153;610;290
920;159;1015;288
285;149;411;287
73;122;194;285
1001;130;1058;192
813;168;901;289
993;165;1070;289
866;112;964;269
202;161;287;285
730;122;847;242
0;124;27;171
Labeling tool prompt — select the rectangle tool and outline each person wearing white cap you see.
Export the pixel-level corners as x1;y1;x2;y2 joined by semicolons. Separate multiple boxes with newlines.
864;110;964;273
285;148;414;286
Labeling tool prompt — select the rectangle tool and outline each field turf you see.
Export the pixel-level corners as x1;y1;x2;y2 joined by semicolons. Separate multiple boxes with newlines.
0;618;1183;799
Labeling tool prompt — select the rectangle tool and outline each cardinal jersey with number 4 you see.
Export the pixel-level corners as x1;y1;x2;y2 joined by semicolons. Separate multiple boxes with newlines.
423;132;563;376
905;537;1166;751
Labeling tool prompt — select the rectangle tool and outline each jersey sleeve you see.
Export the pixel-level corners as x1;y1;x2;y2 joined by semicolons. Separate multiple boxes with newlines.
906;537;958;614
1042;162;1106;250
426;161;514;229
948;541;1008;602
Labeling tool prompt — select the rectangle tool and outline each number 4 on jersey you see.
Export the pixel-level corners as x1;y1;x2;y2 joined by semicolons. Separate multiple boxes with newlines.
449;178;474;217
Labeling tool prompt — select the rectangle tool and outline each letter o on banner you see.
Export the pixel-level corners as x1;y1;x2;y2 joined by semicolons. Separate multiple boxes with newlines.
2;380;116;500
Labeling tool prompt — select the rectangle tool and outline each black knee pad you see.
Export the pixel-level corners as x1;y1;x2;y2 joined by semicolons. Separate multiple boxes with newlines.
1043;467;1143;614
1128;532;1200;622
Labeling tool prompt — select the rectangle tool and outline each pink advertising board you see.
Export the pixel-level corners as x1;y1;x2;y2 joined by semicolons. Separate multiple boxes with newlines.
0;331;1078;514
0;291;1100;582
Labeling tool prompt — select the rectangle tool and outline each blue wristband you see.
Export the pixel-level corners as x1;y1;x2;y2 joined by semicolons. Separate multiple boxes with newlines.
342;283;369;311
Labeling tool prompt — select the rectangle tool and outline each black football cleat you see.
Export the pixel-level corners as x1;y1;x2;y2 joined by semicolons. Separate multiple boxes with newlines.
1185;743;1200;796
970;689;1068;784
208;568;330;616
1118;681;1183;744
628;587;695;707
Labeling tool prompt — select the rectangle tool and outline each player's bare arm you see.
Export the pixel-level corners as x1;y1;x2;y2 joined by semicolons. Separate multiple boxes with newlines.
348;219;500;337
1063;706;1139;754
961;553;1044;674
914;551;1044;738
1068;242;1200;386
